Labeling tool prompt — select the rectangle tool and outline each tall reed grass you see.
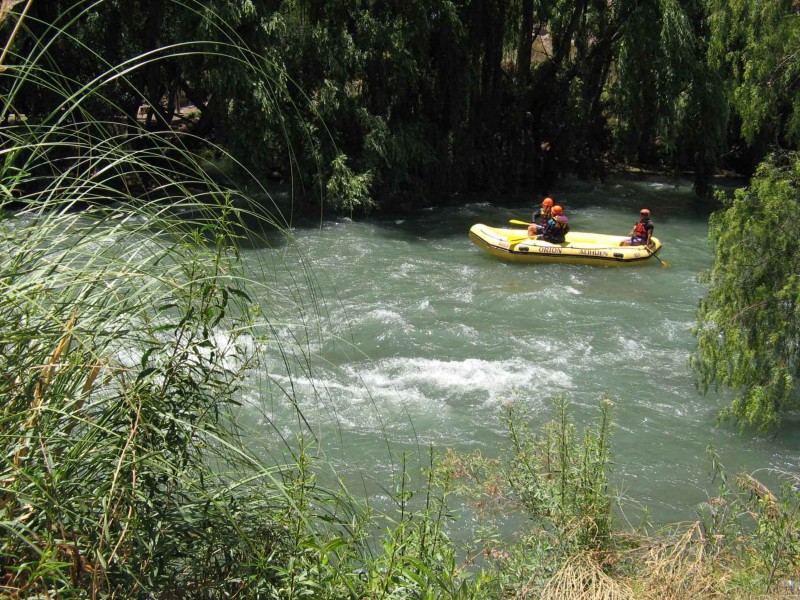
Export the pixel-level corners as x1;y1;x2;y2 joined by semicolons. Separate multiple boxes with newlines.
0;2;478;597
0;1;331;596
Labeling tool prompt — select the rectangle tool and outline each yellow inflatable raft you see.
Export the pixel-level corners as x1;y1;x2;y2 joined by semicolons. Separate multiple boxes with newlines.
469;223;663;266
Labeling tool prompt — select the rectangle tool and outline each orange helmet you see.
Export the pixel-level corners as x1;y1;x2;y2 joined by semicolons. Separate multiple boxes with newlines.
640;208;650;216
552;205;563;215
542;197;554;207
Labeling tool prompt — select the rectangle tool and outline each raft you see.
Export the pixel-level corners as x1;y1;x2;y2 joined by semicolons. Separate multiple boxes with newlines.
469;223;663;266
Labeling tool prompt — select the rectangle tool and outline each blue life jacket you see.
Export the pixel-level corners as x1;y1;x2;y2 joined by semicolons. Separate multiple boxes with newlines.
543;215;569;243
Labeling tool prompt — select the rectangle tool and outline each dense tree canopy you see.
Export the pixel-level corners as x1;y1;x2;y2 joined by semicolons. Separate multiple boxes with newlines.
708;0;800;154
4;0;790;214
692;0;800;430
692;152;800;431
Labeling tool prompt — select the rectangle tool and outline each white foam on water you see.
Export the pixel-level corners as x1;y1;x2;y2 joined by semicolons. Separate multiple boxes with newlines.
249;354;571;433
363;308;408;325
390;261;420;280
345;308;413;344
619;335;645;352
446;283;475;303
461;201;494;215
658;318;695;342
248;372;373;430
447;322;479;338
346;356;571;403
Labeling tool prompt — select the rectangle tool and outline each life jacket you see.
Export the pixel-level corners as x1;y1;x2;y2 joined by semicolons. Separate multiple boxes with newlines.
544;215;569;242
533;207;552;227
633;218;652;239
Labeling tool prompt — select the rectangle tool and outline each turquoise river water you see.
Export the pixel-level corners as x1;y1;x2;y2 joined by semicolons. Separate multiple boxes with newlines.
241;174;799;533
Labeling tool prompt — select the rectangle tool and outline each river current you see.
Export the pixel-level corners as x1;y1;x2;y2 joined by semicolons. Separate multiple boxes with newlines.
243;174;799;531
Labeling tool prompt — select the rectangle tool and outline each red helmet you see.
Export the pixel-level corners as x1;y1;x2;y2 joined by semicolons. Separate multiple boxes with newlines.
640;208;650;216
542;197;554;207
552;205;563;215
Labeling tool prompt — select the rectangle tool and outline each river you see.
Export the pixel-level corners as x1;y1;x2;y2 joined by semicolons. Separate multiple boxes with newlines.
242;174;800;533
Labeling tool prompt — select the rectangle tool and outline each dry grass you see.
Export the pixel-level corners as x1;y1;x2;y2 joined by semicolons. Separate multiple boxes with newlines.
0;0;25;20
0;0;30;66
528;523;736;600
632;522;724;599
536;553;634;600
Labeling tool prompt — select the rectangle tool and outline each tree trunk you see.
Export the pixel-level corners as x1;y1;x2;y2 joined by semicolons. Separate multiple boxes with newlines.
516;0;534;88
551;0;588;71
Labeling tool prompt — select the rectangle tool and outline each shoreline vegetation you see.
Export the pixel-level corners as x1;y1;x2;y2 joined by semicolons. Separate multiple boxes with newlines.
1;1;798;597
0;0;779;219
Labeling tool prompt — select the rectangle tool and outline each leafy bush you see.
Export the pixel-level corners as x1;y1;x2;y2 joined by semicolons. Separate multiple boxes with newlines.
693;152;800;431
438;397;618;596
698;449;800;596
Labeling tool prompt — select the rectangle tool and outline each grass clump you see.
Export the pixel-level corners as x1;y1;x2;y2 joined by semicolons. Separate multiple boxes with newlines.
439;397;620;596
0;3;312;595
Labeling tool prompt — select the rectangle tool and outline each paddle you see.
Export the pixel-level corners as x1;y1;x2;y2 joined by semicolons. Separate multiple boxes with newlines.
644;244;671;267
506;234;532;244
502;219;533;243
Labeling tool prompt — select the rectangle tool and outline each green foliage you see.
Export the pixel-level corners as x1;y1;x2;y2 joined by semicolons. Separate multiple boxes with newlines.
611;0;728;193
708;0;800;149
247;447;481;599
348;451;477;599
503;397;615;551
692;151;800;430
698;449;800;596
323;153;375;214
440;397;618;595
277;0;469;209
0;205;288;596
0;4;322;595
0;143;322;594
6;0;768;213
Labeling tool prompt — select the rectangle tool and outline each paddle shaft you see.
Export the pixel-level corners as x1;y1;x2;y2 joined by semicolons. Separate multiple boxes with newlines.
644;244;671;267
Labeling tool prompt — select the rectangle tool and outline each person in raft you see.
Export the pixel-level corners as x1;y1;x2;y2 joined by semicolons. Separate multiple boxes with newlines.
620;208;654;246
540;205;570;243
527;197;554;236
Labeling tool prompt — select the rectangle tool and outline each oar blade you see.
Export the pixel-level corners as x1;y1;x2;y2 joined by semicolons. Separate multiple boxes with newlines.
507;236;530;244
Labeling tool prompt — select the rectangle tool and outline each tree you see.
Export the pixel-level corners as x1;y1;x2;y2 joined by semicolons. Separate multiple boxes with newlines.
707;0;800;171
692;0;800;430
692;152;800;431
9;0;783;215
1;0;302;208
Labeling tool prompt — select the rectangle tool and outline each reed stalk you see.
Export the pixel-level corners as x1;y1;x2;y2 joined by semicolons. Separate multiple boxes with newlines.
0;1;330;596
